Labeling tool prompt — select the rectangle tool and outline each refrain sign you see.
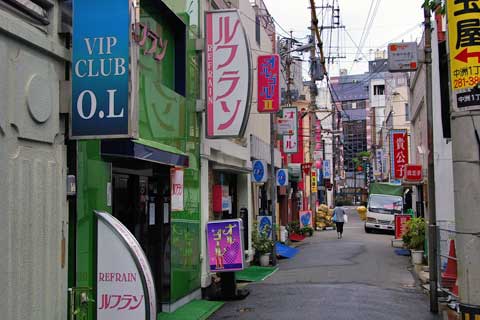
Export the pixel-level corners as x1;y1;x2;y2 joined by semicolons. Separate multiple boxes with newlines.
205;10;252;138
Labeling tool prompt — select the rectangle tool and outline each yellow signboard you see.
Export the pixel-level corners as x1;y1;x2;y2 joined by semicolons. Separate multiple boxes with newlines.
447;0;480;110
311;172;317;193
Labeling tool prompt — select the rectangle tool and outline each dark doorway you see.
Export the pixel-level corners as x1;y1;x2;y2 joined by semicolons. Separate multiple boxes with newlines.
111;162;171;306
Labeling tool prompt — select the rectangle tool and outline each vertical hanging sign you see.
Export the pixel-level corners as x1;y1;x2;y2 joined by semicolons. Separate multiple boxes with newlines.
171;168;184;211
205;10;252;138
257;54;280;113
71;0;137;139
390;129;409;179
96;211;156;320
447;0;480;111
282;107;298;153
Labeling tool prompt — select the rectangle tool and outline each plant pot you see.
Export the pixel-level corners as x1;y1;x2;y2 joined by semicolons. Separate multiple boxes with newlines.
411;250;424;265
259;253;270;266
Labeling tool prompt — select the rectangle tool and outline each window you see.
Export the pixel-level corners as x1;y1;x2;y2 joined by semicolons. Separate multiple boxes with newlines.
255;15;260;45
2;0;53;25
405;103;410;121
373;84;385;96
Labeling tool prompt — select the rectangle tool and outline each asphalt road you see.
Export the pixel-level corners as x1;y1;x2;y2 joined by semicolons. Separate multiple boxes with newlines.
210;207;440;320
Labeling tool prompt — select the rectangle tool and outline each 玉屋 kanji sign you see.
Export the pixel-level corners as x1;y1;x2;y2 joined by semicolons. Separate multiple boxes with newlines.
390;129;409;179
205;10;252;138
447;0;480;111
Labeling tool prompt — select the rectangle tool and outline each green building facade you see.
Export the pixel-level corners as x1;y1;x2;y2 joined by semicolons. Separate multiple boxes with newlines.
71;0;201;316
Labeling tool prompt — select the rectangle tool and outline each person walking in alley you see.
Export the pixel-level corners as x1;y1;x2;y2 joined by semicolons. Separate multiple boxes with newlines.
333;201;347;239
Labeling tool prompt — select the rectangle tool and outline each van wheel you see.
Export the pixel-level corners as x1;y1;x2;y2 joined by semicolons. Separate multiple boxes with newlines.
364;226;372;233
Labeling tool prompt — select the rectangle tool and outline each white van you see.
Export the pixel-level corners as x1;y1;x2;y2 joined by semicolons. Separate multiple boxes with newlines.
364;194;403;233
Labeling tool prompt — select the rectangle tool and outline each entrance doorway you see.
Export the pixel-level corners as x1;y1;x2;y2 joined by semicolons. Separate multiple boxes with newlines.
111;162;171;306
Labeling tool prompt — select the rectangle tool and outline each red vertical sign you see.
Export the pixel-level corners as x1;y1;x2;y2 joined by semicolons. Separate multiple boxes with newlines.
257;54;280;113
391;130;408;179
395;214;411;240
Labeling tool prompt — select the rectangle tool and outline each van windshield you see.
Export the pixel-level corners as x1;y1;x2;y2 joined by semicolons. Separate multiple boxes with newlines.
368;195;403;214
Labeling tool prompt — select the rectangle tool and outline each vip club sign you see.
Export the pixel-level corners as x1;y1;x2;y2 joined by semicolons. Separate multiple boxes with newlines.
95;211;156;320
257;55;280;113
205;10;252;138
390;129;409;179
252;160;268;183
276;169;288;187
72;0;137;139
206;219;244;272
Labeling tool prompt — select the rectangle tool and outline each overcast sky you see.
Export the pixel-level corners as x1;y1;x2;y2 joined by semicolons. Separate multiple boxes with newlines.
262;0;425;77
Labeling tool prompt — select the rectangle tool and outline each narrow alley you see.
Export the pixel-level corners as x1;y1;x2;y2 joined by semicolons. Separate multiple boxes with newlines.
211;208;439;320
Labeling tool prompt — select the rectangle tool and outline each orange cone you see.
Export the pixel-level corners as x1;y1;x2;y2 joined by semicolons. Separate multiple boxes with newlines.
452;278;459;296
441;239;457;289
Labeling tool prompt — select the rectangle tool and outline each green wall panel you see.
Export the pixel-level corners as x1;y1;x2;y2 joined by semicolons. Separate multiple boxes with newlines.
139;0;201;304
76;140;112;318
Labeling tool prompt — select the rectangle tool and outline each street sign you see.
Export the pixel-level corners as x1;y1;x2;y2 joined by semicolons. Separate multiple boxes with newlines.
257;216;273;238
282;107;298;153
395;214;412;240
206;219;244;272
311;171;318;193
447;0;480;111
252;160;267;183
205;10;251;138
299;210;313;228
387;42;418;72
322;160;331;179
390;129;409;179
313;150;322;161
276;169;289;187
404;164;423;182
277;118;295;135
257;55;280;113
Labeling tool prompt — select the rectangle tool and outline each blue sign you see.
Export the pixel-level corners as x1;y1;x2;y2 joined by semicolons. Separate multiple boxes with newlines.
252;160;267;183
71;0;132;138
276;169;288;186
322;160;331;179
257;216;273;238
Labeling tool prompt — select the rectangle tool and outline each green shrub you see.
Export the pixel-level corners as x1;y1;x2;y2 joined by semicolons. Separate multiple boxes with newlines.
252;222;275;255
402;217;426;250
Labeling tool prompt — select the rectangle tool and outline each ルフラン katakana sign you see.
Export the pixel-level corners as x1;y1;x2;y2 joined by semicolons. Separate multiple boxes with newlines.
447;0;480;111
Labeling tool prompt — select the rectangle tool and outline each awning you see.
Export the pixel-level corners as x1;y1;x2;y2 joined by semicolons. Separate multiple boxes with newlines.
101;138;189;167
212;163;251;174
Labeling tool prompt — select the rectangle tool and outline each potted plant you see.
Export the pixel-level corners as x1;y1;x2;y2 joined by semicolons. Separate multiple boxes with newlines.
252;224;275;266
402;217;426;264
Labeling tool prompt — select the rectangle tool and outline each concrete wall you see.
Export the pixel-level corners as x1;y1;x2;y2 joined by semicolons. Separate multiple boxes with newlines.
409;31;454;223
0;2;68;319
199;0;276;288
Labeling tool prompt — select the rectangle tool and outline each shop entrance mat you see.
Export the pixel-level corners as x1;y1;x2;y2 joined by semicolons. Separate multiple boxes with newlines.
236;265;278;282
158;300;224;320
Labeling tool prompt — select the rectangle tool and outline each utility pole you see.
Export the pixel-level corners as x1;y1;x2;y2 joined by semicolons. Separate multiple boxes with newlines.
446;0;480;316
424;7;438;314
309;6;317;216
286;32;293;224
270;109;277;266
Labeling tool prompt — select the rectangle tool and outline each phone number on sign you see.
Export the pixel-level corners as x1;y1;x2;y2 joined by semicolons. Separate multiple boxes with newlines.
454;76;480;89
